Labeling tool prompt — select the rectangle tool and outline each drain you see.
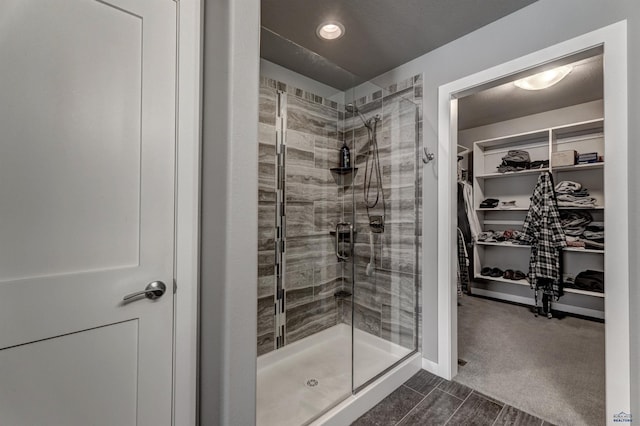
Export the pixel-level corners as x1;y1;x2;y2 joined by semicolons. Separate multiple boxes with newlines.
306;378;319;387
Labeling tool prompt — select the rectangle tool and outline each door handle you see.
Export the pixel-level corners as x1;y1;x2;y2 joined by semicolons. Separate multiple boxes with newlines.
335;222;352;261
123;281;167;301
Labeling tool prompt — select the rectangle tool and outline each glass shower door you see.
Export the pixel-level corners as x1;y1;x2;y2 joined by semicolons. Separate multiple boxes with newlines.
345;81;422;390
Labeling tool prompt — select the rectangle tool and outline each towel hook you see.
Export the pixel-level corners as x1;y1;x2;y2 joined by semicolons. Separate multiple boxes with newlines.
422;147;435;164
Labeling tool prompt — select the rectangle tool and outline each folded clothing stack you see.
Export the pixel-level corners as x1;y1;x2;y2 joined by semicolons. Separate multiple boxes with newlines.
497;150;531;173
477;229;528;245
559;210;604;249
565;269;604;293
555;180;597;207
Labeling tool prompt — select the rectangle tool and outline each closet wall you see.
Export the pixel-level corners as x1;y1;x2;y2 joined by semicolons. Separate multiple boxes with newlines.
458;99;604;317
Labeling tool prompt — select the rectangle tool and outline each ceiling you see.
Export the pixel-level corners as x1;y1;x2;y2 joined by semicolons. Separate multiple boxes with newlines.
458;53;603;129
261;0;539;90
260;1;603;129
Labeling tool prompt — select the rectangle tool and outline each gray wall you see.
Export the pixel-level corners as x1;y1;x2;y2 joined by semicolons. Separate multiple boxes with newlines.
200;0;259;424
370;0;639;414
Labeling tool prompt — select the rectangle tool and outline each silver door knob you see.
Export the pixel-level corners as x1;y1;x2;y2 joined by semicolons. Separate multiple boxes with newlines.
123;281;167;301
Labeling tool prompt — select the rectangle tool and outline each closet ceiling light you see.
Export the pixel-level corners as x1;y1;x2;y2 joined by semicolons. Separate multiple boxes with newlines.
316;22;345;40
514;65;573;90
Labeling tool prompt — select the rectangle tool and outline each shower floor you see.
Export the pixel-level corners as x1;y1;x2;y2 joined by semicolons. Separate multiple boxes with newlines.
256;323;413;426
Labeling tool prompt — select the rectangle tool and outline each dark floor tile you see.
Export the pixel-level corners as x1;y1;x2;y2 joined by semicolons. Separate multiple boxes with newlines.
351;385;424;426
468;390;505;408
494;405;544;426
403;369;443;395
437;380;472;400
542;422;556;426
445;392;502;425
397;389;463;426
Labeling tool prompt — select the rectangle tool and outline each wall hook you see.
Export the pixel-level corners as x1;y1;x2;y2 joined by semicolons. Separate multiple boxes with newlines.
422;147;435;164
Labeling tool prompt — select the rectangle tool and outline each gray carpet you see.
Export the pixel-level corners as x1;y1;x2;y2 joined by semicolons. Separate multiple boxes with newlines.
455;295;605;426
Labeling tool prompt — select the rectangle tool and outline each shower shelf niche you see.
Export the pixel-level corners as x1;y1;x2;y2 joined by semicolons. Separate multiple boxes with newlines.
330;167;358;187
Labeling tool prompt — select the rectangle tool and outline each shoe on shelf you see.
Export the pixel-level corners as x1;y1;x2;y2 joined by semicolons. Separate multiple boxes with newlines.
480;267;492;276
489;267;504;278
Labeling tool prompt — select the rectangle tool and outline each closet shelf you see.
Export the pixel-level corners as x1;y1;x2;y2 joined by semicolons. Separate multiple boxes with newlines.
552;162;604;172
563;247;604;254
476;207;529;211
476;241;530;248
564;288;605;298
476;168;549;179
476;242;604;254
474;274;529;286
558;205;604;210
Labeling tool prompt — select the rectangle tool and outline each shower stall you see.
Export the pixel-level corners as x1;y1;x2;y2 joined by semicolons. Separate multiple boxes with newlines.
257;35;423;426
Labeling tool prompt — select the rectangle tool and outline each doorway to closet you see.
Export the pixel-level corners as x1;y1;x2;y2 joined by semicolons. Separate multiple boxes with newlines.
437;22;630;426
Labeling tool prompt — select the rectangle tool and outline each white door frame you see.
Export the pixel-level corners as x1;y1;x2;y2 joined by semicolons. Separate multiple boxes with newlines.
174;1;202;425
436;21;630;420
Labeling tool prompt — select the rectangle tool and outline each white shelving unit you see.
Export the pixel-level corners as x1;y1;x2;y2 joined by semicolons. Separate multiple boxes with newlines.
471;119;605;313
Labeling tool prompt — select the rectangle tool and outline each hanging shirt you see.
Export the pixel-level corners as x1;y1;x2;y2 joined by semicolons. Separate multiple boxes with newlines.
522;172;566;290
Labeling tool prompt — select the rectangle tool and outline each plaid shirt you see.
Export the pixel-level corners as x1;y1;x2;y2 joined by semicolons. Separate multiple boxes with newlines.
522;173;566;292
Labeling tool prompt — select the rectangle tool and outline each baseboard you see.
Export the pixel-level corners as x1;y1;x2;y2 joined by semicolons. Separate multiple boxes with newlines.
421;357;441;376
471;288;605;320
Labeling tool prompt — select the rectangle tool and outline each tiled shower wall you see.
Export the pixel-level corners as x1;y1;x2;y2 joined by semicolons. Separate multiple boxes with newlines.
343;75;423;350
257;75;423;356
257;77;346;356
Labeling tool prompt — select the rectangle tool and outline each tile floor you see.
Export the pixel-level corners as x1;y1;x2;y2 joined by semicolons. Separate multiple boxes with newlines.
352;369;553;426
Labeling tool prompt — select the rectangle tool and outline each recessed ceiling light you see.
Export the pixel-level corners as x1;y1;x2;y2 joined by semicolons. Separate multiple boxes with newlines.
514;65;573;90
316;22;345;40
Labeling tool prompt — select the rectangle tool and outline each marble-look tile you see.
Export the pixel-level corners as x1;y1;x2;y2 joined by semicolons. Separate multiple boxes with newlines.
285;164;336;203
397;388;463;426
259;86;276;125
258;203;275;251
285;286;313;309
257;251;275;277
258;275;275;298
313;200;342;233
447;392;503;425
258;122;277;146
436;380;473;401
257;332;274;356
257;296;275;336
403;369;443;395
286;298;337;344
286;128;315;151
352;385;423;426
286;95;338;138
542;422;556;426
337;299;352;324
285;202;315;236
494;405;544;426
352;301;381;336
285;234;336;272
314;263;342;286
286;131;315;169
314;278;342;301
285;267;314;290
314;140;342;169
380;305;416;349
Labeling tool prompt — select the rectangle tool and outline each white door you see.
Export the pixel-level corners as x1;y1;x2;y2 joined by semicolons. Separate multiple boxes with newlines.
0;1;176;425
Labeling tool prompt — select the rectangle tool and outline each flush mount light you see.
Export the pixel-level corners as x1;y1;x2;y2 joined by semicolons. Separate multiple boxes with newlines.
316;21;345;40
514;65;573;90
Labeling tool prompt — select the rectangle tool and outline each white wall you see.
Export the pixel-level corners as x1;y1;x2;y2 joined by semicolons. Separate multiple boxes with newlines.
200;0;260;424
370;0;639;414
458;100;604;148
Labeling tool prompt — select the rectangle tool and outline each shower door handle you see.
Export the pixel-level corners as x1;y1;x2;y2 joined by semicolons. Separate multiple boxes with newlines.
335;222;352;261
